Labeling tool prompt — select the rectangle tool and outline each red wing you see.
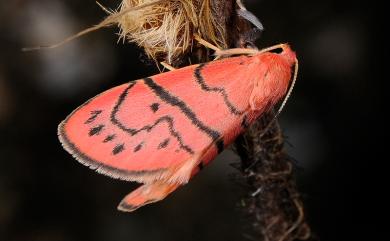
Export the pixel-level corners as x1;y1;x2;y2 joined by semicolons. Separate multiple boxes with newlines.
59;56;258;184
59;79;217;183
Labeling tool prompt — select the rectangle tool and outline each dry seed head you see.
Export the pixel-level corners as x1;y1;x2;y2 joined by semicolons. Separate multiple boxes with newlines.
116;0;228;63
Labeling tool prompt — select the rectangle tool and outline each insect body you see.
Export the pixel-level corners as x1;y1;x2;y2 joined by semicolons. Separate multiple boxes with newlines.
58;44;297;212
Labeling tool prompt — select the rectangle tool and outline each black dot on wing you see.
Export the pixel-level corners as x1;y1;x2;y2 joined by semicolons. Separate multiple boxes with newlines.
103;134;116;143
89;125;104;136
84;110;102;124
113;143;125;155
158;138;170;149
134;142;144;152
150;103;160;112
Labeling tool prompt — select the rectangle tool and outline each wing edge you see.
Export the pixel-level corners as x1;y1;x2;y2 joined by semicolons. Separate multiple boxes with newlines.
58;120;167;183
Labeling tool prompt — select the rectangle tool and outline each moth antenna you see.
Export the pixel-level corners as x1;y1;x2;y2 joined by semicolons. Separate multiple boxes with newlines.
22;0;166;52
236;0;264;32
258;44;287;54
275;58;299;119
215;48;258;57
217;36;288;58
260;58;299;137
194;32;262;58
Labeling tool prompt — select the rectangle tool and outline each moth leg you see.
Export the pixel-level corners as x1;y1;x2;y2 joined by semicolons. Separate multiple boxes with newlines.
194;33;257;60
117;181;180;212
160;61;176;71
193;34;220;52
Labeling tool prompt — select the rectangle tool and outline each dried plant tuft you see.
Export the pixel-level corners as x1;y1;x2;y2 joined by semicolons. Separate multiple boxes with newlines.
115;0;228;63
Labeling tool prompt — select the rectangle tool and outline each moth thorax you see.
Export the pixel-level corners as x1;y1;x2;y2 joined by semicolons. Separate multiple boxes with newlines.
280;44;297;66
249;59;292;112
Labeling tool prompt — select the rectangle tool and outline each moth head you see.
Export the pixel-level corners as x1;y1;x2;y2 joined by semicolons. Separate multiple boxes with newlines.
249;45;298;113
279;44;297;66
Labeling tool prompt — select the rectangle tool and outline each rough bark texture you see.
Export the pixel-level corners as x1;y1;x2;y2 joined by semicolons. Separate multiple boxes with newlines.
207;1;312;240
234;114;311;241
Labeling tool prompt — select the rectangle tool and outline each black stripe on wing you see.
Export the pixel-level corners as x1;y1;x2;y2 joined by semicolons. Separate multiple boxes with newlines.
194;63;245;116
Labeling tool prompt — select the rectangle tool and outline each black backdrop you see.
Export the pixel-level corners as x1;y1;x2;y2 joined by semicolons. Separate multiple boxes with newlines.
0;0;386;241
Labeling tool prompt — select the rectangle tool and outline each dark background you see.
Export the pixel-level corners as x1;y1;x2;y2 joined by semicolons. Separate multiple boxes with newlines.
0;0;386;241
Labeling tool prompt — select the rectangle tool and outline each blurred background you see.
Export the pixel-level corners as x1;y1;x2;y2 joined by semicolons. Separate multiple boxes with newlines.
0;0;386;241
